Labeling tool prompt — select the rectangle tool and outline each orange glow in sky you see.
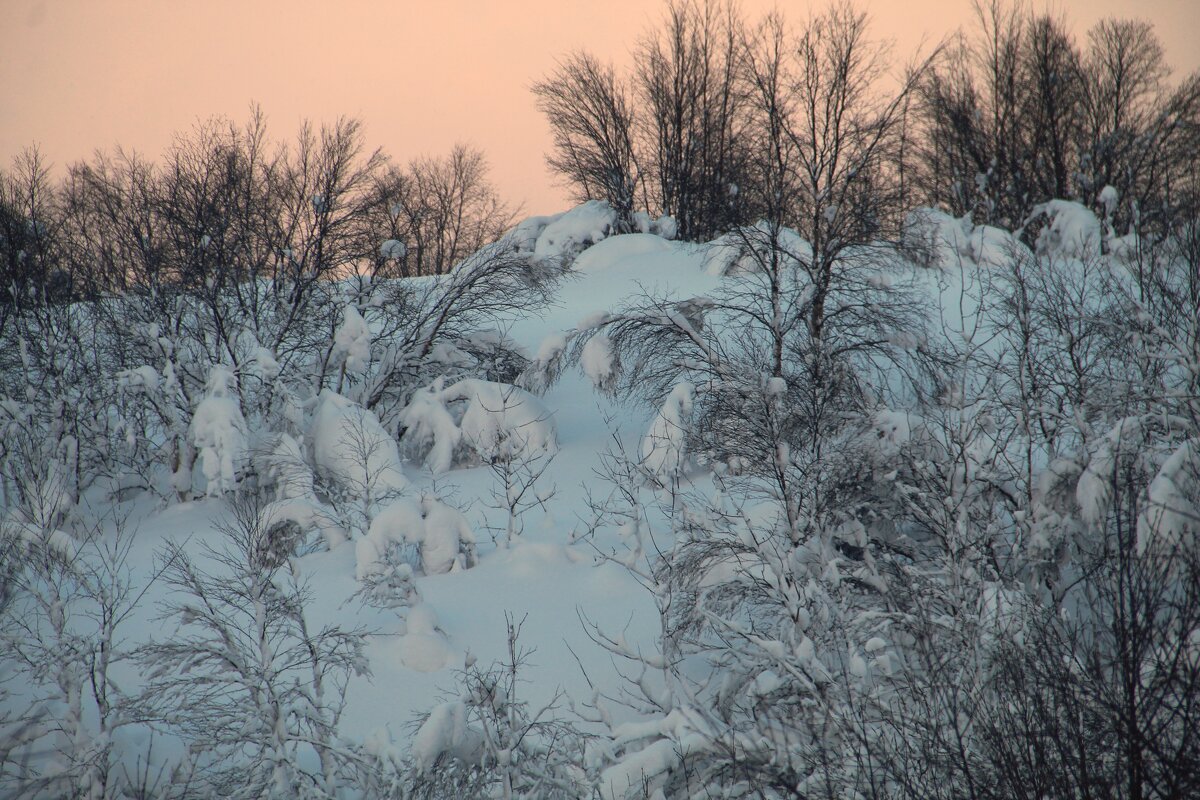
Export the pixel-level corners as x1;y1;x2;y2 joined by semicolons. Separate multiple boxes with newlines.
3;0;1197;214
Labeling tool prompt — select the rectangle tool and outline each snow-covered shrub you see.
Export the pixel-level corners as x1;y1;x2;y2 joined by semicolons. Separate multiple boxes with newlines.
351;243;559;427
312;390;408;497
0;518;142;798
403;615;585;797
358;493;476;577
189;365;249;497
453;380;557;463
902;207;973;268
1028;199;1103;259
504;200;636;262
703;221;814;276
354;540;422;611
399;379;557;472
311;390;409;541
332;303;372;377
135;493;367;799
380;238;407;261
0;402;78;535
532;200;619;261
257;432;314;501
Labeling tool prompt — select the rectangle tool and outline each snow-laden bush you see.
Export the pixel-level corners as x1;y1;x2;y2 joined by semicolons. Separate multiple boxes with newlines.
532;200;619;261
506;200;631;261
135;493;367;799
902;207;972;268
399;379;557;473
189;365;248;497
402;616;585;796
312;390;408;496
1028;199;1103;259
332;303;372;376
357;493;476;577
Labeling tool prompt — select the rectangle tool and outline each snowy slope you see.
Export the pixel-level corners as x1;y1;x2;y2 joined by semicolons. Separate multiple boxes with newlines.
10;195;1181;797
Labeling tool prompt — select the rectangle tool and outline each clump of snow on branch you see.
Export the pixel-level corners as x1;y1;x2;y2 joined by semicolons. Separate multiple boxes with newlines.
380;238;407;260
580;333;617;392
1139;439;1200;553
516;331;568;392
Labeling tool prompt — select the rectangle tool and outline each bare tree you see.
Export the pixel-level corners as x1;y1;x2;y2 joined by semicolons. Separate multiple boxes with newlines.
636;0;750;240
401;614;585;799
0;516;148;800
534;52;642;229
375;144;515;277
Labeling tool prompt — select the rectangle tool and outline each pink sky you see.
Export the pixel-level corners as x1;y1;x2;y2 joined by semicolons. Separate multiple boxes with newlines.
3;0;1197;214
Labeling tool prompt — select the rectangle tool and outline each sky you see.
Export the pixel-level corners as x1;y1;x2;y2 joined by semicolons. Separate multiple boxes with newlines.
2;0;1198;215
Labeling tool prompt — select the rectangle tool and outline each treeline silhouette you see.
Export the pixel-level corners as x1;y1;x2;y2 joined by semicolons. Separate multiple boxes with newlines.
535;0;1199;240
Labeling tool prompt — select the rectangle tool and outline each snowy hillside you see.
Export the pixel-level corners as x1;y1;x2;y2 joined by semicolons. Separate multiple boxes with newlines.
3;192;1200;799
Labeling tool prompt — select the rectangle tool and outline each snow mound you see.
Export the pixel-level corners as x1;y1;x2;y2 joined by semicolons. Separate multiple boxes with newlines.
397;603;455;672
571;232;674;273
311;390;408;494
